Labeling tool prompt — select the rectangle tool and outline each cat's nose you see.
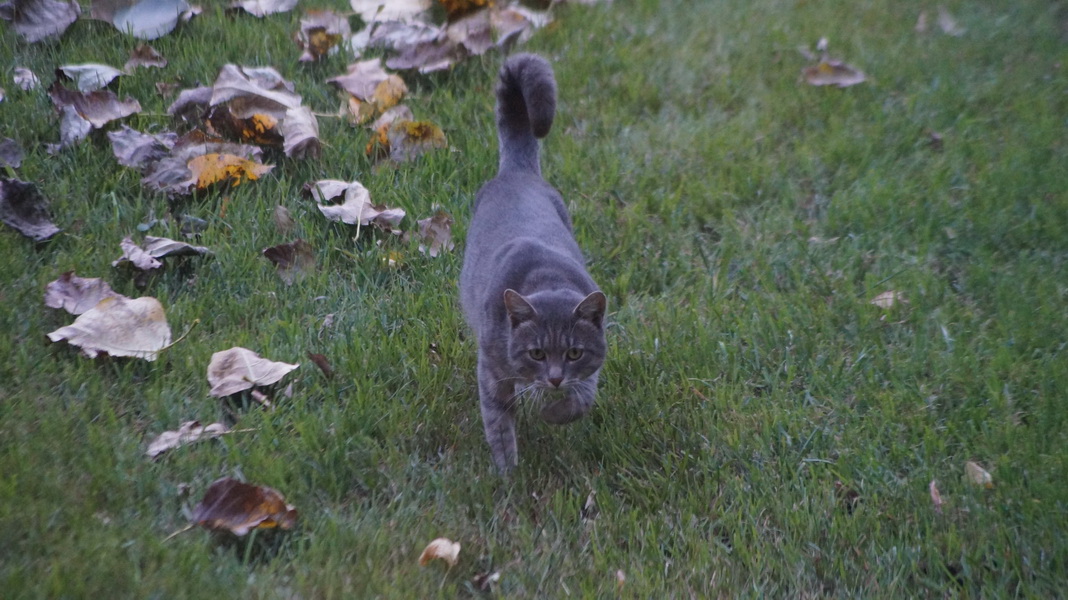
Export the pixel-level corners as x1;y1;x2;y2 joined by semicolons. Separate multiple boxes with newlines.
549;376;563;388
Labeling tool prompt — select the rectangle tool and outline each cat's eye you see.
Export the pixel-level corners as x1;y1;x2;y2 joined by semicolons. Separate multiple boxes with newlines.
528;348;546;361
565;348;584;361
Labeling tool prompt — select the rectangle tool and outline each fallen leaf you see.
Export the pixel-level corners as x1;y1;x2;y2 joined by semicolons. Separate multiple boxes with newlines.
387;119;447;162
57;63;124;92
616;569;626;592
107;125;178;170
304;179;405;229
14;67;40;90
306;351;333;378
369;104;414;133
372;75;408;111
210;64;302;120
206;106;283;147
296;9;351;62
419;537;460;567
0;177;62;241
273;204;295;234
48;82;142;151
803;59;866;88
386;36;465;73
141;130;265;195
438;0;489;20
263;238;315;285
124;43;168;72
44;271;122;315
207;347;300;397
413;209;454;257
90;0;192;40
328;58;391;102
870;290;906;309
937;6;965;37
230;0;297;17
361;19;442;53
929;479;943;514
146;420;229;458
0;0;80;42
187;152;273;191
965;461;993;489
47;295;173;361
350;0;430;23
0;138;25;168
191;477;298;536
445;8;492;55
280;105;321;159
113;236;162;271
166;85;213;120
114;236;211;271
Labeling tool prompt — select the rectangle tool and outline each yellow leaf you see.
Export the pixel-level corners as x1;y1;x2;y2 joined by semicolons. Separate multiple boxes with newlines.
188;153;273;190
372;75;408;111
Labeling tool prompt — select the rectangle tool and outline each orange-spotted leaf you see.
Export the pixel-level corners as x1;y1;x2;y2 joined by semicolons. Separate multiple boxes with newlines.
188;153;273;190
387;120;447;162
296;10;351;62
372;75;408;111
191;477;297;536
207;107;283;147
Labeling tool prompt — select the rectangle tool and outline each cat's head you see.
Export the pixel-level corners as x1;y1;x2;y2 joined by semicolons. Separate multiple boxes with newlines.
503;288;607;389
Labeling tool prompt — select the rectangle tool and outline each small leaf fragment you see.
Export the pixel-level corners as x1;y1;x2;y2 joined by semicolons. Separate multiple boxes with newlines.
0;177;62;241
412;209;454;257
146;421;229;458
929;479;944;514
803;60;866;88
870;290;906;309
191;477;298;536
263;238;315;285
57;63;124;92
965;461;993;489
44;271;122;315
419;537;460;567
124;43;168;72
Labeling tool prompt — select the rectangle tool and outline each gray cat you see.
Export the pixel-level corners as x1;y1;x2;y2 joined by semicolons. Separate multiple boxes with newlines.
460;54;607;473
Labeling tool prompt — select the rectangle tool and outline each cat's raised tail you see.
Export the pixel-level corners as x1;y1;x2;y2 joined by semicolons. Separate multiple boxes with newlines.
495;53;557;176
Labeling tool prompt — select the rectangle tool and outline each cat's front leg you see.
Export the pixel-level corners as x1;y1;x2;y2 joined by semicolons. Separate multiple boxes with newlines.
540;373;598;425
478;357;519;473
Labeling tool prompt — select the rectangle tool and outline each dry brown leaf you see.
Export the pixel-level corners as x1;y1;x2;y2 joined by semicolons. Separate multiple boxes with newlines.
47;82;142;151
124;43;168;72
370;104;414;133
263;238;315;285
0;177;61;241
296;9;351;62
965;461;993;488
146;420;229;458
803;60;866;88
187;153;273;191
90;0;191;40
47;295;173;361
57;63;124;92
387;119;447;162
108;126;178;170
45;271;122;315
210;64;302;120
328;58;391;101
419;537;460;567
207;346;300;397
929;479;944;514
870;290;906;309
413;209;454;257
304;179;405;229
361;19;442;52
0;0;80;42
306;351;333;378
191;477;298;536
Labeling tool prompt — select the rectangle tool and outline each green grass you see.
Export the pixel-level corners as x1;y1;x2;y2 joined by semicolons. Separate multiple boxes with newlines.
2;0;1067;596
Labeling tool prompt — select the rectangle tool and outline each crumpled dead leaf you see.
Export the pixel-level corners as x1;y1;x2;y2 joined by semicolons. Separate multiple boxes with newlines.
191;477;298;536
412;209;454;257
207;346;300;397
419;537;460;567
112;235;211;271
58;63;124;92
0;138;25;168
0;0;80;43
187;152;273;191
108;125;178;170
296;9;351;62
0;177;62;241
44;271;122;315
870;290;906;309
328;58;392;102
14;67;41;91
141;130;265;195
47;295;173;361
208;65;320;158
387;119;447;162
280;106;321;159
303;179;405;230
124;43;168;72
48;82;142;151
146;420;229;458
90;0;192;40
263;238;315;285
965;461;993;489
206;107;283;148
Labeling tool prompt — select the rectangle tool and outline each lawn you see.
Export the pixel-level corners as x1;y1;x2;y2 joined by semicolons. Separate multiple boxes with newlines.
2;0;1066;597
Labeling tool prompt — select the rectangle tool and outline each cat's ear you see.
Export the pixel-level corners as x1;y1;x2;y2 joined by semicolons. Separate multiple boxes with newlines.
573;291;606;327
503;289;537;327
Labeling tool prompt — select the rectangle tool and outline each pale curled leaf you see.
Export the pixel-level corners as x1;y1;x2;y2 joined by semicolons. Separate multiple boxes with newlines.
281;106;321;159
46;295;173;361
44;271;122;315
146;420;229;458
57;63;124;92
1;0;80;42
304;179;405;229
90;0;191;40
207;347;299;397
113;236;163;271
328;58;391;102
419;537;460;567
965;461;993;489
870;290;906;309
108;126;178;170
210;64;302;120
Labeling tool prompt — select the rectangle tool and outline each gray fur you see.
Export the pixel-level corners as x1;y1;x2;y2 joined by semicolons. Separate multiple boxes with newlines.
460;54;607;473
